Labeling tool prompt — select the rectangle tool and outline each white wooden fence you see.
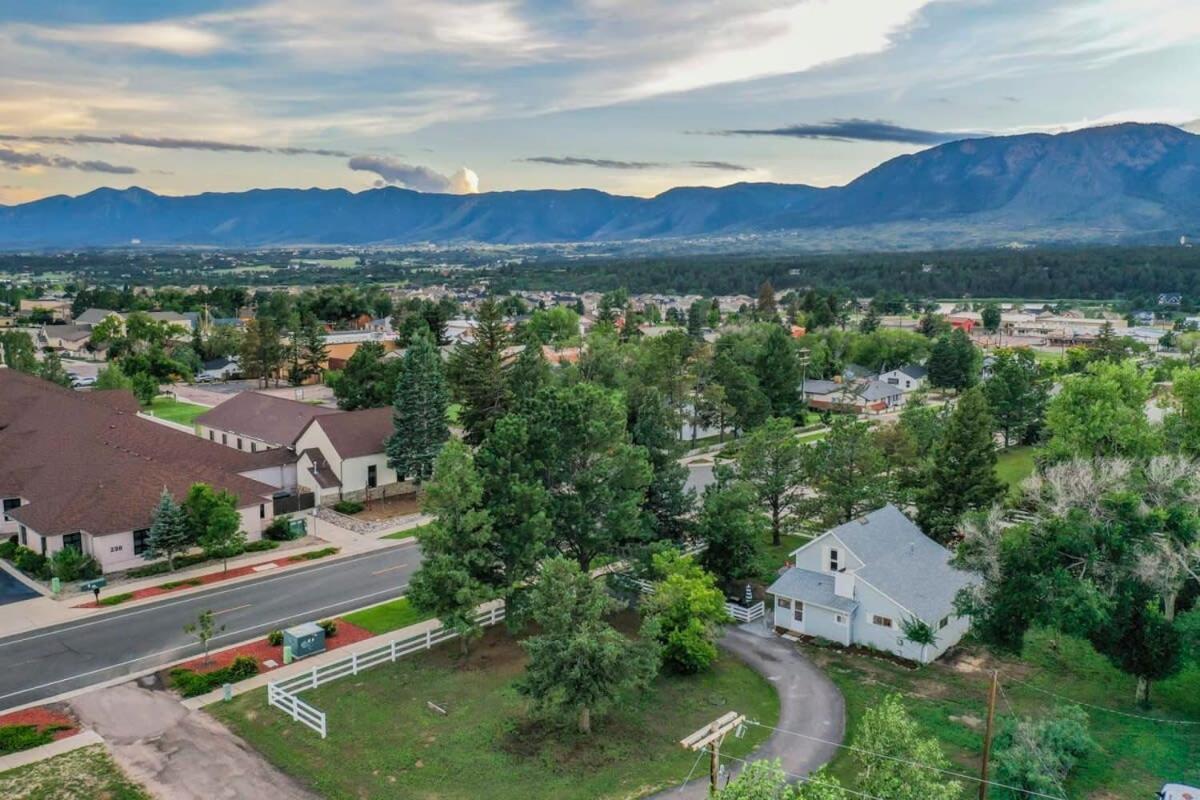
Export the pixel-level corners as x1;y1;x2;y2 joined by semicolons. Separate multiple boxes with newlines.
727;601;765;624
267;605;506;738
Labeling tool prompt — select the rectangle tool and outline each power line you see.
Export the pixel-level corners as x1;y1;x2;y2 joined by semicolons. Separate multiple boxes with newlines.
712;750;895;800
1002;675;1200;726
997;680;1069;800
743;719;1070;800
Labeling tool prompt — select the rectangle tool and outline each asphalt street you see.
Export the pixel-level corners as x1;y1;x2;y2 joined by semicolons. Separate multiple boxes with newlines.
0;541;421;711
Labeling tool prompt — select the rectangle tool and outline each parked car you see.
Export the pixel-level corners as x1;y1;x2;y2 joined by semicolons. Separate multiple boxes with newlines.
1160;785;1199;800
71;375;96;388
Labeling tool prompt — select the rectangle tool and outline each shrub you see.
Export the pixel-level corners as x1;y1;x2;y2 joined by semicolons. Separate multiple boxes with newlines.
160;578;202;590
292;547;339;562
0;723;70;755
13;547;49;579
244;539;279;553
98;592;134;606
317;619;338;638
49;548;101;582
267;630;283;647
0;539;17;560
263;518;293;541
333;500;364;515
169;655;260;697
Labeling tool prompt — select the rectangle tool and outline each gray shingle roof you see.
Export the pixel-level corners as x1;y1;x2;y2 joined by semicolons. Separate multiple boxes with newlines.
894;364;928;380
803;379;841;395
823;504;979;622
855;379;902;402
767;568;859;613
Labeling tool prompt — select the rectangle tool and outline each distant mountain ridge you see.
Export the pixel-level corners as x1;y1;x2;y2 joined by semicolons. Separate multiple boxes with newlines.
3;123;1198;249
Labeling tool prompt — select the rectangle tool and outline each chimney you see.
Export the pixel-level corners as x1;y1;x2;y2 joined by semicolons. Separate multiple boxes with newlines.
834;571;854;599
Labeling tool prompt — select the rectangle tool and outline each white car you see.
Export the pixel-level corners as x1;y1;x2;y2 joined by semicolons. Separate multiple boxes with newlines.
71;375;96;388
1160;785;1200;800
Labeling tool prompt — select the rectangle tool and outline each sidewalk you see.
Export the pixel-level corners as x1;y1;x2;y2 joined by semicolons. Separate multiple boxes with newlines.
0;514;416;639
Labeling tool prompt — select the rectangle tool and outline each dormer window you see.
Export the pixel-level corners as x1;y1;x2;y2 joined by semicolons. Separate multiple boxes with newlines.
828;547;841;572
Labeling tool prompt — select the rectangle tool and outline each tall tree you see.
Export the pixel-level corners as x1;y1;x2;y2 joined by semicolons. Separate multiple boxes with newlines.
738;417;805;546
755;325;802;419
386;330;450;484
517;557;659;734
146;488;189;571
448;298;511;445
716;761;846;800
981;302;1002;333
756;281;777;318
239;318;285;388
328;341;399;410
803;416;890;526
1044;359;1157;461
696;474;769;585
299;317;329;381
916;387;1005;542
628;386;693;542
407;441;497;654
983;348;1047;448
506;333;551;405
687;300;706;339
199;502;245;573
926;328;979;393
854;694;961;800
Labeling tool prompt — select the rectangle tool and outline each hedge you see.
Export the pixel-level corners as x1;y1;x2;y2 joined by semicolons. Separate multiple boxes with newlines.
169;656;259;698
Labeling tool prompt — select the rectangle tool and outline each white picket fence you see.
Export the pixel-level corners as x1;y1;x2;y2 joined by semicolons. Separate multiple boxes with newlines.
267;605;506;738
727;601;765;624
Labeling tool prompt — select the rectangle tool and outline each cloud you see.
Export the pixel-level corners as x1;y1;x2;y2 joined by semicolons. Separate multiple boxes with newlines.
0;133;351;158
523;156;753;172
0;146;137;174
708;118;980;145
522;156;665;170
348;155;479;193
29;22;224;56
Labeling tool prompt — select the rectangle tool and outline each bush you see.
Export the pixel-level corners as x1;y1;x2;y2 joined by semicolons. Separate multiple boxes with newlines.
292;546;339;561
99;592;134;606
267;630;283;647
244;539;279;553
169;655;260;698
0;539;17;561
0;723;70;755
263;518;293;541
317;619;338;638
333;500;364;515
49;548;101;582
160;578;202;590
13;547;49;580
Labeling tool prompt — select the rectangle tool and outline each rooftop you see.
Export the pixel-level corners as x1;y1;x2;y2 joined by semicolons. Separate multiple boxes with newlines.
196;391;339;447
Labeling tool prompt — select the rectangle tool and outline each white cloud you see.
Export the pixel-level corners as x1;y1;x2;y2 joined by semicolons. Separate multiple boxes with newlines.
348;155;480;193
28;21;224;56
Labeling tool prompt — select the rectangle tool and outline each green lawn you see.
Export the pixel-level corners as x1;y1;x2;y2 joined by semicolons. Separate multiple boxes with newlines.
144;396;209;426
384;523;430;540
809;628;1200;799
212;624;780;800
995;445;1037;493
341;597;431;635
0;745;151;800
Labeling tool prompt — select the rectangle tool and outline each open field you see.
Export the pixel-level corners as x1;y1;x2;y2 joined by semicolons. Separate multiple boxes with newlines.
0;745;151;800
809;628;1200;799
213;623;779;800
144;396;208;426
995;445;1038;492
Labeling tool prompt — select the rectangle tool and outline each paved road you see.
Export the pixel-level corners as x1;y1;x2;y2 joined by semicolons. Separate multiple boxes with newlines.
0;542;421;711
0;569;37;607
650;626;844;799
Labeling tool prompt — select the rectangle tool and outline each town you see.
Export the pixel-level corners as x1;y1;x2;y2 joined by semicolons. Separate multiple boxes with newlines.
1;267;1198;799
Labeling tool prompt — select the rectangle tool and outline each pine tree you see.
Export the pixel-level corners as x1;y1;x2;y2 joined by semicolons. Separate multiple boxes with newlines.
300;318;329;381
448;298;511;445
386;329;450;484
916;387;1005;542
686;300;705;339
146;488;190;571
756;281;776;318
506;333;550;407
628;386;692;542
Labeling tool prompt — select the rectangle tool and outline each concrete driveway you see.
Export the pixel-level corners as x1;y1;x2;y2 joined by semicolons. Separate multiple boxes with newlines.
0;567;37;606
649;625;844;799
71;683;319;800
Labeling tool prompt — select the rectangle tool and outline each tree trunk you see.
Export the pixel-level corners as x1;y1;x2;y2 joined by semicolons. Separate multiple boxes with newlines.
1135;676;1151;708
1165;591;1177;622
771;504;781;546
578;705;591;735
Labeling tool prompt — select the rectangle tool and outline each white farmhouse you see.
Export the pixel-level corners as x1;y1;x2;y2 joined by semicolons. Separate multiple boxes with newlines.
767;505;978;664
878;364;928;392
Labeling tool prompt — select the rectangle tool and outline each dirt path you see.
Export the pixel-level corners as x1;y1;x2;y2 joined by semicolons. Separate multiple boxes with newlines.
70;683;319;800
648;625;844;798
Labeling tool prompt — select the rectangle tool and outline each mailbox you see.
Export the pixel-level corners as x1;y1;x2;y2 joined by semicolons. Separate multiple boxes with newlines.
283;622;326;659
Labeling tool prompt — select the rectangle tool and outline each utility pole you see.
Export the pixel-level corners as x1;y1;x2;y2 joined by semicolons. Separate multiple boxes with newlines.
681;711;744;795
978;669;999;800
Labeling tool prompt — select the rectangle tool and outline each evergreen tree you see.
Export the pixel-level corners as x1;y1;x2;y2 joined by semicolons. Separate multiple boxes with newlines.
448;298;511;444
328;341;398;410
755;325;802;419
756;281;777;318
687;300;706;339
300;317;329;381
981;302;1002;333
386;329;450;484
628;386;693;542
507;333;551;405
858;306;881;333
916;387;1004;542
407;441;497;655
146;488;189;571
738;417;805;546
983;348;1047;447
696;473;768;585
927;328;979;392
804;416;891;526
239;318;285;388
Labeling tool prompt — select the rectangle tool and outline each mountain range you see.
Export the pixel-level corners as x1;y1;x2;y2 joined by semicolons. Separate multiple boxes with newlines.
2;123;1199;250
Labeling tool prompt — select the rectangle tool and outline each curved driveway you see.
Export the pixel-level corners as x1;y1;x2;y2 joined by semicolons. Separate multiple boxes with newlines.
649;625;844;798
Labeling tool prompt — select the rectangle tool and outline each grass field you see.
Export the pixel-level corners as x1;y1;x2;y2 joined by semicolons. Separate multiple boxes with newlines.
0;745;151;800
213;623;780;800
384;524;430;540
811;628;1200;799
995;445;1037;493
144;396;209;426
341;597;431;635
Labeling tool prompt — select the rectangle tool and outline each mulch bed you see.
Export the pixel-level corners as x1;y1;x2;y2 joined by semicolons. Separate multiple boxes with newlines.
0;704;80;741
172;618;377;676
73;550;338;609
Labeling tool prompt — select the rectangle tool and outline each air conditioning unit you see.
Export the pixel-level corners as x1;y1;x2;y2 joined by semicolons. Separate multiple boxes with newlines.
284;622;326;659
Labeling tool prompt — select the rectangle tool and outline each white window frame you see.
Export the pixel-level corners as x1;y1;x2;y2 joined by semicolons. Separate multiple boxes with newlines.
872;614;893;628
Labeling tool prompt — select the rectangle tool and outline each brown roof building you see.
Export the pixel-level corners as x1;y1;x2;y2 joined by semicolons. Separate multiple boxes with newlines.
195;391;340;451
0;369;279;573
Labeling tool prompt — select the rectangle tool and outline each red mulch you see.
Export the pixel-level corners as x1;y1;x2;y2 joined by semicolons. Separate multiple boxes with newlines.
173;618;377;676
0;705;79;740
74;551;338;609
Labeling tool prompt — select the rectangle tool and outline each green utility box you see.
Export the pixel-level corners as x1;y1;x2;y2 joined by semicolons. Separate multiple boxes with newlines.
287;518;307;538
283;622;326;660
80;577;107;592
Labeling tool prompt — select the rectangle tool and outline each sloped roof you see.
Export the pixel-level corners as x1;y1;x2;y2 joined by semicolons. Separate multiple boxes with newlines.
767;568;859;614
76;308;120;326
0;369;276;537
306;407;392;459
196;391;339;447
892;364;928;380
855;379;903;402
818;504;979;622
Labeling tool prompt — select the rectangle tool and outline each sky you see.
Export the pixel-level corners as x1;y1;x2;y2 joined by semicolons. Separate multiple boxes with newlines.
1;0;1198;205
